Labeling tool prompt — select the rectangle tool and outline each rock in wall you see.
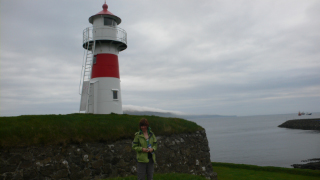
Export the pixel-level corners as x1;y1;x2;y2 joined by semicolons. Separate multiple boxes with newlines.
0;130;217;180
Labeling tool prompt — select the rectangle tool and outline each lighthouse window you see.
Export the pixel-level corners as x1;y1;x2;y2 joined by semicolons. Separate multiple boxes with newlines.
112;90;118;100
104;17;116;27
93;56;96;64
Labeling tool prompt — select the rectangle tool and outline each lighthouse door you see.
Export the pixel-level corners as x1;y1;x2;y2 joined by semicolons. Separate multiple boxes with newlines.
87;81;98;113
88;84;94;113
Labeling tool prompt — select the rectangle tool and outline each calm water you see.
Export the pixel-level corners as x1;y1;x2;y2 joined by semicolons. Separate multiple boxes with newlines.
187;113;320;168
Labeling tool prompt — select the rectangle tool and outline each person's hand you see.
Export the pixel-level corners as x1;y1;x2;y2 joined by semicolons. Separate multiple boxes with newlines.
142;148;149;153
148;148;154;152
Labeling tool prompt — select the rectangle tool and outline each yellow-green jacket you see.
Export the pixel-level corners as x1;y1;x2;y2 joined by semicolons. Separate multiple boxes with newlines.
132;128;157;163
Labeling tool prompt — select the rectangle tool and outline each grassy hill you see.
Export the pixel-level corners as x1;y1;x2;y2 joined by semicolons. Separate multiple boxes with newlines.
0;113;203;148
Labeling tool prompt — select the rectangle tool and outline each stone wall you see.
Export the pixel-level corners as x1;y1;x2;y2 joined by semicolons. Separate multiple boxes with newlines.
0;130;217;180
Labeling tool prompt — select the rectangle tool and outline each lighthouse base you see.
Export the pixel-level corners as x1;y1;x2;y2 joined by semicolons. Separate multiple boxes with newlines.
81;77;122;114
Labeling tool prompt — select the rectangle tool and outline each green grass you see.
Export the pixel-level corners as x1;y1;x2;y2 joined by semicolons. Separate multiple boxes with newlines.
0;113;203;148
212;162;320;180
102;173;208;180
101;162;320;180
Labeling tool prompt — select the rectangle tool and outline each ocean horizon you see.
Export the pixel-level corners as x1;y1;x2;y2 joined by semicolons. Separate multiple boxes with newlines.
187;112;320;168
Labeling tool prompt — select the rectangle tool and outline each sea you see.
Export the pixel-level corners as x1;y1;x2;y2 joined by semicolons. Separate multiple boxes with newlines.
186;113;320;168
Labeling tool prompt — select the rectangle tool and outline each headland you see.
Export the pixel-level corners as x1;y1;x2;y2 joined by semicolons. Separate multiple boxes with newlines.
0;114;217;180
278;118;320;130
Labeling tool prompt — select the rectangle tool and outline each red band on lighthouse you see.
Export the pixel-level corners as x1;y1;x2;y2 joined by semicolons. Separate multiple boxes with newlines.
91;54;120;79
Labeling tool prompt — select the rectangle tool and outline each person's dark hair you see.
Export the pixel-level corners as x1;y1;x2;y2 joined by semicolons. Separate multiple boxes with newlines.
139;118;149;130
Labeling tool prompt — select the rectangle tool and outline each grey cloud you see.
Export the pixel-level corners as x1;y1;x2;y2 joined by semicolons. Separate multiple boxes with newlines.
1;0;320;116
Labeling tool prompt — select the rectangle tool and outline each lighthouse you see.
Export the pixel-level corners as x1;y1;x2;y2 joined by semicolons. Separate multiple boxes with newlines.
79;2;127;114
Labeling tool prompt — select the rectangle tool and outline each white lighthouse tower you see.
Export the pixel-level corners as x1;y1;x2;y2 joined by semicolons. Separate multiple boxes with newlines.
79;2;127;114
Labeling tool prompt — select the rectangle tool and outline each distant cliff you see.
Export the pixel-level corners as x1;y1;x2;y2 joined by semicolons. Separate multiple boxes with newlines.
123;110;235;119
123;110;178;117
278;119;320;130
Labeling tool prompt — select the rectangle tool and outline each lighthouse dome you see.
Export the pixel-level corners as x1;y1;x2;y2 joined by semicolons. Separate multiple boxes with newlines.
89;3;121;25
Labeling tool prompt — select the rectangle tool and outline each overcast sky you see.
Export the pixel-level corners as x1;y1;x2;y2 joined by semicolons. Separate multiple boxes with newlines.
1;0;319;116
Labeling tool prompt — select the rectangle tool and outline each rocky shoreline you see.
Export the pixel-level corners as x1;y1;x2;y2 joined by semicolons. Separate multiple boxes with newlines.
278;118;320;130
292;158;320;170
279;119;320;171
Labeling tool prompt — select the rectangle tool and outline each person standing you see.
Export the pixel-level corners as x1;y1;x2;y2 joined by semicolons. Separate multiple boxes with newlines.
132;118;157;180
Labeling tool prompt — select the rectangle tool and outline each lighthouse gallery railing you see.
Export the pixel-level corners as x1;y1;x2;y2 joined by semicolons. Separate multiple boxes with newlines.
83;26;127;45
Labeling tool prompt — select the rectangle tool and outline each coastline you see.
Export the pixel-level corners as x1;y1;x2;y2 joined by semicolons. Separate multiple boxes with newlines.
292;159;320;170
278;118;320;130
278;119;320;170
